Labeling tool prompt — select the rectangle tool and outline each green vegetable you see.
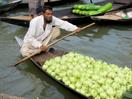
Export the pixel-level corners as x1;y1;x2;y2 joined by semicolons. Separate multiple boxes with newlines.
43;52;132;99
73;4;101;11
72;3;113;16
88;11;100;16
85;5;101;10
98;3;112;14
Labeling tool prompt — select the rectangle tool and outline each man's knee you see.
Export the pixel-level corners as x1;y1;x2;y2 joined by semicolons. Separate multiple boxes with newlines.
20;47;30;57
51;27;60;40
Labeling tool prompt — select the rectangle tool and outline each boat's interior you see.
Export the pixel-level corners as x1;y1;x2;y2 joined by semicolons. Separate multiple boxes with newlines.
32;49;67;67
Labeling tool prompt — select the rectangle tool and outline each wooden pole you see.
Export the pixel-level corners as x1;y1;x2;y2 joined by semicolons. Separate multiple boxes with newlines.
13;22;95;66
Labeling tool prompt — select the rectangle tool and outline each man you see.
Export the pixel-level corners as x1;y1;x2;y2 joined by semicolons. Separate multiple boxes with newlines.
28;0;44;17
21;6;80;57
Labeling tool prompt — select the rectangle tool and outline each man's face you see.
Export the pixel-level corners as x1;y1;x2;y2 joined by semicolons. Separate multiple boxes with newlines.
43;10;53;23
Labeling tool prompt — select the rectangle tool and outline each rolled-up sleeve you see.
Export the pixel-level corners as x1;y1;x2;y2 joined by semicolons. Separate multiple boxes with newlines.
23;19;42;48
53;16;78;31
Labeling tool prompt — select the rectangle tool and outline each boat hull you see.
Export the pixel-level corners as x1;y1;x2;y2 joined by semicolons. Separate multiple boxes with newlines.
91;8;132;25
0;0;22;13
15;36;93;99
0;7;93;27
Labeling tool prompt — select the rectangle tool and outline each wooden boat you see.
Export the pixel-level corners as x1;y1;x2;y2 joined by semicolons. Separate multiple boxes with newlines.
17;0;132;9
0;0;132;27
18;0;79;8
0;7;92;27
0;0;22;13
15;36;93;99
91;7;132;24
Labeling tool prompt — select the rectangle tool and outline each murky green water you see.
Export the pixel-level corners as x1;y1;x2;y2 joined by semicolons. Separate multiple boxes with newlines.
0;21;132;99
0;1;132;99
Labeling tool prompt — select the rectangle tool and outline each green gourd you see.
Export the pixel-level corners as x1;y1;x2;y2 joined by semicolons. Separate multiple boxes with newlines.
98;3;112;14
88;11;100;16
73;4;101;11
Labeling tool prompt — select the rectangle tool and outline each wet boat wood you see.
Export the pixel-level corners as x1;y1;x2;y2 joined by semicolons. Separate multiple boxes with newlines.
91;7;132;24
0;0;22;13
18;0;79;8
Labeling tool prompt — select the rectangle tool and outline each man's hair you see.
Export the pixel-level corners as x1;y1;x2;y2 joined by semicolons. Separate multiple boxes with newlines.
36;6;43;15
42;5;53;13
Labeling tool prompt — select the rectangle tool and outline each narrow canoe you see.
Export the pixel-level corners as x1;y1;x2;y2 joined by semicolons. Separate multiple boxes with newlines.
91;7;132;25
15;36;93;99
0;0;22;13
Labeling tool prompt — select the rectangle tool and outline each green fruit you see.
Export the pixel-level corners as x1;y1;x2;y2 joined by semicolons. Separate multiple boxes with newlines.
72;9;76;13
42;52;132;99
98;3;112;14
75;9;80;14
85;5;101;10
73;4;101;11
73;5;78;9
89;11;100;16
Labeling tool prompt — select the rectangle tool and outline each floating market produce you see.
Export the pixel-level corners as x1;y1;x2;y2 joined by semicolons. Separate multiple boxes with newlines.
73;4;101;11
42;52;132;99
72;3;113;16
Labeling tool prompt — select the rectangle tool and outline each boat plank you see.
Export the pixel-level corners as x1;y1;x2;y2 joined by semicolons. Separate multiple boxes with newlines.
32;50;66;66
9;16;31;21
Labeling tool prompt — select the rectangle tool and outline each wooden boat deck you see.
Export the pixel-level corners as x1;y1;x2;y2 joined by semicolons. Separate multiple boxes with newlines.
32;50;66;66
9;16;32;21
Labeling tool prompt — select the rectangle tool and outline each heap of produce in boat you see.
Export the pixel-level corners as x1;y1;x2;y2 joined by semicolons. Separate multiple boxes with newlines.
72;3;112;16
42;52;132;99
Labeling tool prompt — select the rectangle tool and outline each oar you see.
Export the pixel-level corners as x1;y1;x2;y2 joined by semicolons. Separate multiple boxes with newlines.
12;22;95;66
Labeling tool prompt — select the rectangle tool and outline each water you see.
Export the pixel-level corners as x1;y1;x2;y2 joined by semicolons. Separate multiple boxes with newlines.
0;1;132;99
0;22;132;99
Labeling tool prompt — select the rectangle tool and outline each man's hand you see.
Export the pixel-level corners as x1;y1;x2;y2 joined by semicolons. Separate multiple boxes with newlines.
40;45;48;52
75;27;81;33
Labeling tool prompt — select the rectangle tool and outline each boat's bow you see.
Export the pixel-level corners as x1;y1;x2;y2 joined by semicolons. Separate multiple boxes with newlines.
15;36;23;47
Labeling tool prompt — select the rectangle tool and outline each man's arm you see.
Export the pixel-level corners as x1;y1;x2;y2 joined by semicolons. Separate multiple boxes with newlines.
53;16;80;32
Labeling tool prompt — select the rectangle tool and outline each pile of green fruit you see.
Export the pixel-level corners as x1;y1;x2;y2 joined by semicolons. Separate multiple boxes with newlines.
42;52;132;99
72;3;113;16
